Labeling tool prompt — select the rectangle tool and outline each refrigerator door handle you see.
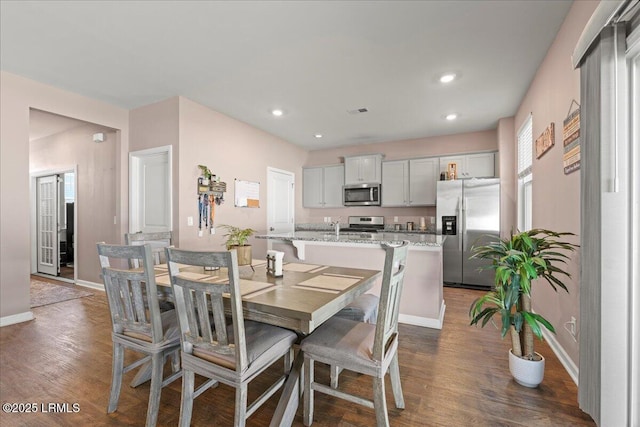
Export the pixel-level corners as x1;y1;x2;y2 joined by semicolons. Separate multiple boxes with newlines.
459;197;464;252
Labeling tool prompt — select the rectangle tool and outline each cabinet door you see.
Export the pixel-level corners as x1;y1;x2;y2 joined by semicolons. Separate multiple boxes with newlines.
409;158;438;205
382;160;408;206
322;165;344;208
359;154;382;183
465;152;495;178
302;167;324;208
439;155;466;178
344;157;361;184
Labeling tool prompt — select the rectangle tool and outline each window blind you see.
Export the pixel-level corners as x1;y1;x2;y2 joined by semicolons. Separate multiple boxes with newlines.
518;114;533;178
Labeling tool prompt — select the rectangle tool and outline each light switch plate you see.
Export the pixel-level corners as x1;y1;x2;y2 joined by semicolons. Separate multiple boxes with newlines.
394;216;398;222
187;216;194;226
198;230;203;237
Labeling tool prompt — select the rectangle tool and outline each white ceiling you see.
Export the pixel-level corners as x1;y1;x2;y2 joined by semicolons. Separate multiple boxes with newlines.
1;1;573;150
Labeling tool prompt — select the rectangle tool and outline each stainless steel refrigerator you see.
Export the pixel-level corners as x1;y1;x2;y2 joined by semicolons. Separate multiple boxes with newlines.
436;178;500;289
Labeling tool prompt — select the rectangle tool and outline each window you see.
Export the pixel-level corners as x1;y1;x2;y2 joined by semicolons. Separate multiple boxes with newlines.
517;115;533;231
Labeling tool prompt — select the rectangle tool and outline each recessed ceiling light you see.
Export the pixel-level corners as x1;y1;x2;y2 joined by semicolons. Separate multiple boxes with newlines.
271;109;284;117
445;113;458;121
440;73;456;83
314;134;323;139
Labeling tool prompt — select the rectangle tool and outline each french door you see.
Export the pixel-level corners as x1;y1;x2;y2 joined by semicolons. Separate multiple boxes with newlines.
36;175;59;275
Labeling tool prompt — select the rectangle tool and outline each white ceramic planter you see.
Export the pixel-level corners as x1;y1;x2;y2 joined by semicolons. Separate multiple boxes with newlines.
508;349;545;388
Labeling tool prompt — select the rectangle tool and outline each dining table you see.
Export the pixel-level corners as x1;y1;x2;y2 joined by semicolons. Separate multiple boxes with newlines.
152;258;382;427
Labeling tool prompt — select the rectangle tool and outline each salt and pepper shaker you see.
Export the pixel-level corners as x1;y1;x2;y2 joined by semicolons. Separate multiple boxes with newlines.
266;250;284;277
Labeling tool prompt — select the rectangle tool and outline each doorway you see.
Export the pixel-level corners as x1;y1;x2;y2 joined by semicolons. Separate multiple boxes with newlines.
129;146;172;233
266;167;295;235
32;169;76;282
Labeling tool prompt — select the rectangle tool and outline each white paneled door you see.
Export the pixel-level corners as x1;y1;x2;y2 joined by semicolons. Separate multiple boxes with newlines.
37;175;59;276
267;168;294;234
130;146;172;233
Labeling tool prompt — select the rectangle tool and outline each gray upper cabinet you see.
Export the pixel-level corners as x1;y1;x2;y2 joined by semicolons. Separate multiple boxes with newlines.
303;165;344;208
439;152;495;179
409;157;438;205
381;160;408;206
344;154;383;184
382;157;438;207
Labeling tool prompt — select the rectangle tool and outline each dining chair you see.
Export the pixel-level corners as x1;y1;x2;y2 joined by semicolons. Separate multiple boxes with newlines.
125;231;174;309
330;292;379;388
301;241;409;427
124;231;172;267
165;247;298;427
97;242;182;427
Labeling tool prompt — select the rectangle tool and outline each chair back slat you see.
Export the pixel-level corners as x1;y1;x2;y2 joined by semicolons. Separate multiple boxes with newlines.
373;241;409;362
125;231;172;267
167;248;249;372
97;243;164;342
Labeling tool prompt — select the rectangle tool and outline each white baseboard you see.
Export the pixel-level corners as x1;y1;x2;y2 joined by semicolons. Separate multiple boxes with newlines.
0;311;35;327
75;280;104;292
399;300;446;330
541;327;579;385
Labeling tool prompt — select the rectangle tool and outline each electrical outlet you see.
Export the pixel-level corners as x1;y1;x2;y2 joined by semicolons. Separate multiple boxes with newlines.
394;216;398;223
210;227;215;235
187;216;194;226
565;316;577;338
198;229;203;237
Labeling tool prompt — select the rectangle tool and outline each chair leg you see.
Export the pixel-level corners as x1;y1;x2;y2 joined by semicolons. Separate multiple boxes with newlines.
107;342;124;413
179;369;195;427
389;353;405;409
303;355;314;426
170;349;181;373
234;383;248;427
373;376;390;427
330;365;341;389
145;353;164;427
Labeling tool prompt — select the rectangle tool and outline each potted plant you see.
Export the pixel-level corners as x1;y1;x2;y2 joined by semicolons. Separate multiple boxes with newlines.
198;164;212;184
469;228;578;387
219;224;256;266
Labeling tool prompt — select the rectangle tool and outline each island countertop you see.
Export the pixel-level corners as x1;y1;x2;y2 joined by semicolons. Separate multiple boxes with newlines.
255;230;445;247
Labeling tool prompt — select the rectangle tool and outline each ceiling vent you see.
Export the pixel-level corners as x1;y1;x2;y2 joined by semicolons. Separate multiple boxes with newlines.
347;107;369;115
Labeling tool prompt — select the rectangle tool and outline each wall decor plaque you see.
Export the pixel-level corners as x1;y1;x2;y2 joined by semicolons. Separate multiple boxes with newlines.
562;104;580;174
535;122;555;159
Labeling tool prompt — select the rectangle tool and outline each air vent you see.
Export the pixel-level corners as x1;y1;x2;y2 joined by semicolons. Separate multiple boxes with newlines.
347;107;369;115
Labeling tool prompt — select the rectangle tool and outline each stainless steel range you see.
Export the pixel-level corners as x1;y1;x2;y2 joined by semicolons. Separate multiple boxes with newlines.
340;216;385;233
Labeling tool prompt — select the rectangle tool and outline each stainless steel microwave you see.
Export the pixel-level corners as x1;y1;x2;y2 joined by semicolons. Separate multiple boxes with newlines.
343;183;381;206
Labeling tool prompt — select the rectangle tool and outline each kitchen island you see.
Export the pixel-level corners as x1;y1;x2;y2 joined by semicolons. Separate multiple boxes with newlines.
255;230;446;329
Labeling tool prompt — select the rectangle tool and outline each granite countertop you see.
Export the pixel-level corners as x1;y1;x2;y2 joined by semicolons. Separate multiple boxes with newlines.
255;230;446;247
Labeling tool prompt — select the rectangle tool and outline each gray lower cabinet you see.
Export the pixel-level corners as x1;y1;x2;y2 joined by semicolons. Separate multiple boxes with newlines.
382;158;438;207
303;165;344;208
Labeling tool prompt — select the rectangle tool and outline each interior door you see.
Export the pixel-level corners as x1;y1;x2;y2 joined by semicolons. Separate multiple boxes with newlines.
130;147;172;233
267;168;294;234
37;175;59;275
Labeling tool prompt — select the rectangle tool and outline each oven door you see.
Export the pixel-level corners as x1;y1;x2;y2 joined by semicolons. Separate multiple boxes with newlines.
343;185;381;206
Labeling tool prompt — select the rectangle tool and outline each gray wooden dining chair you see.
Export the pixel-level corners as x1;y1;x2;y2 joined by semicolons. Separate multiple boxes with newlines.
165;247;298;427
97;243;182;427
125;231;172;267
301;241;409;427
125;231;174;308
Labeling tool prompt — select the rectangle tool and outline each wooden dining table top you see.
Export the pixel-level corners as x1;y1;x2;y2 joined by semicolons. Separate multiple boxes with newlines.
153;260;381;335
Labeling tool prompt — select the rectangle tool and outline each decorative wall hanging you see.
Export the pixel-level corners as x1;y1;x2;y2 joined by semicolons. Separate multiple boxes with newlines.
562;100;581;175
234;179;260;208
535;122;555;159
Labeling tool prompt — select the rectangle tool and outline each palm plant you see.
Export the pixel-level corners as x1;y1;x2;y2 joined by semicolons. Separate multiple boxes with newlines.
469;229;578;360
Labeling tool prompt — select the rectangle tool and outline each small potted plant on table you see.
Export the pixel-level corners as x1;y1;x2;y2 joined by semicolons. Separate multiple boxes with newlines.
469;228;578;387
219;224;256;267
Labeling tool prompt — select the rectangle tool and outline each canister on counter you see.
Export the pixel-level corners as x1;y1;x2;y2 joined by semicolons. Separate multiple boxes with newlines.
406;222;414;231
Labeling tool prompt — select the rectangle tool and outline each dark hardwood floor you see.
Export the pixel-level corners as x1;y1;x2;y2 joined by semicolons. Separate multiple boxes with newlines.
0;276;595;426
